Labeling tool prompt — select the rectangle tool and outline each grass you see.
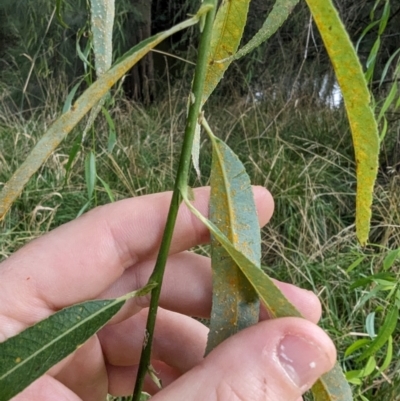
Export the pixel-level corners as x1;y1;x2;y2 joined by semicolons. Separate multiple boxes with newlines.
1;79;400;400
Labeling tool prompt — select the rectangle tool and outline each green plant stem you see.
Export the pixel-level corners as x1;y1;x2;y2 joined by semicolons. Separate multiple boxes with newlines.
131;1;217;399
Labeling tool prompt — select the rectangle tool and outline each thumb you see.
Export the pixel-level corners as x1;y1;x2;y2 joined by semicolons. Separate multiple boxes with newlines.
152;317;336;401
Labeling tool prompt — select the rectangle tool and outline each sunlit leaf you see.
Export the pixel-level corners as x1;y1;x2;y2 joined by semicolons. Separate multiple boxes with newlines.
205;128;261;354
305;0;379;246
357;306;399;361
0;13;202;220
0;283;155;401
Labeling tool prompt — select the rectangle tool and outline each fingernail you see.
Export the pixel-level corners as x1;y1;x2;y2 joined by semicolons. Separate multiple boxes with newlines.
277;335;331;390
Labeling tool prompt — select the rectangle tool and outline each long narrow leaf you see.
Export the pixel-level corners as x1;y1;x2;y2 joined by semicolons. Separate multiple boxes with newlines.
206;127;261;354
0;283;155;401
85;151;97;199
357;306;399;361
201;0;251;104
181;189;352;401
90;0;114;77
181;189;301;318
194;0;251;183
231;0;299;62
82;0;115;140
312;362;354;401
305;0;379;245
0;12;203;220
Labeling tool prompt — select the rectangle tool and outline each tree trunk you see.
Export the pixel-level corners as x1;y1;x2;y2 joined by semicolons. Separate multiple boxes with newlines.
124;0;155;104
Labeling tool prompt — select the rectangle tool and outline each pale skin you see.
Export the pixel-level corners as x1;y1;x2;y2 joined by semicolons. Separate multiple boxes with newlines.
0;186;336;401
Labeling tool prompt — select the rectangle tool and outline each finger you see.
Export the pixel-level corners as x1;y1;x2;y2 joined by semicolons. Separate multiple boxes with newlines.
9;375;83;401
100;253;321;323
0;187;274;331
54;336;108;401
150;318;336;401
99;308;208;373
100;252;213;321
106;362;182;396
260;281;322;324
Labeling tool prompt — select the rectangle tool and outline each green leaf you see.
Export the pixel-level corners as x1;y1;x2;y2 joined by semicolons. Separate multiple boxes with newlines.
62;80;83;114
345;356;376;381
365;311;376;339
345;255;366;273
311;362;353;401
345;338;371;357
202;0;251;105
90;0;114;77
305;0;379;246
377;335;392;373
194;0;251;184
0;12;202;220
383;248;400;271
82;1;116;140
85;151;97;199
56;0;69;29
182;188;300;318
180;188;352;400
98;175;115;203
1;298;121;401
205;128;261;354
102;107;117;153
0;284;155;401
357;306;399;361
231;0;299;62
64;132;83;184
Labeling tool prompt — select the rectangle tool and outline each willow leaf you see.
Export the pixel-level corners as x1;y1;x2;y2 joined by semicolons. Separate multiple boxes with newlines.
206;131;261;354
181;189;352;400
82;0;115;139
0;283;155;401
202;0;251;105
0;13;202;220
231;0;299;62
311;362;353;401
91;0;114;77
181;188;301;318
305;0;379;246
193;0;251;182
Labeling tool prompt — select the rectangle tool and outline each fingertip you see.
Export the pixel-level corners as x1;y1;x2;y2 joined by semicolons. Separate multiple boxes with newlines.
268;281;322;324
253;186;274;226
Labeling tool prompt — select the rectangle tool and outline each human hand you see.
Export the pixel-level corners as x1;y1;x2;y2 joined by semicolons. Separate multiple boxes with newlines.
0;187;336;401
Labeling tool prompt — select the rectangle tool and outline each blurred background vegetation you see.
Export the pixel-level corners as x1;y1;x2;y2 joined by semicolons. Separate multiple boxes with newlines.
0;1;400;400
